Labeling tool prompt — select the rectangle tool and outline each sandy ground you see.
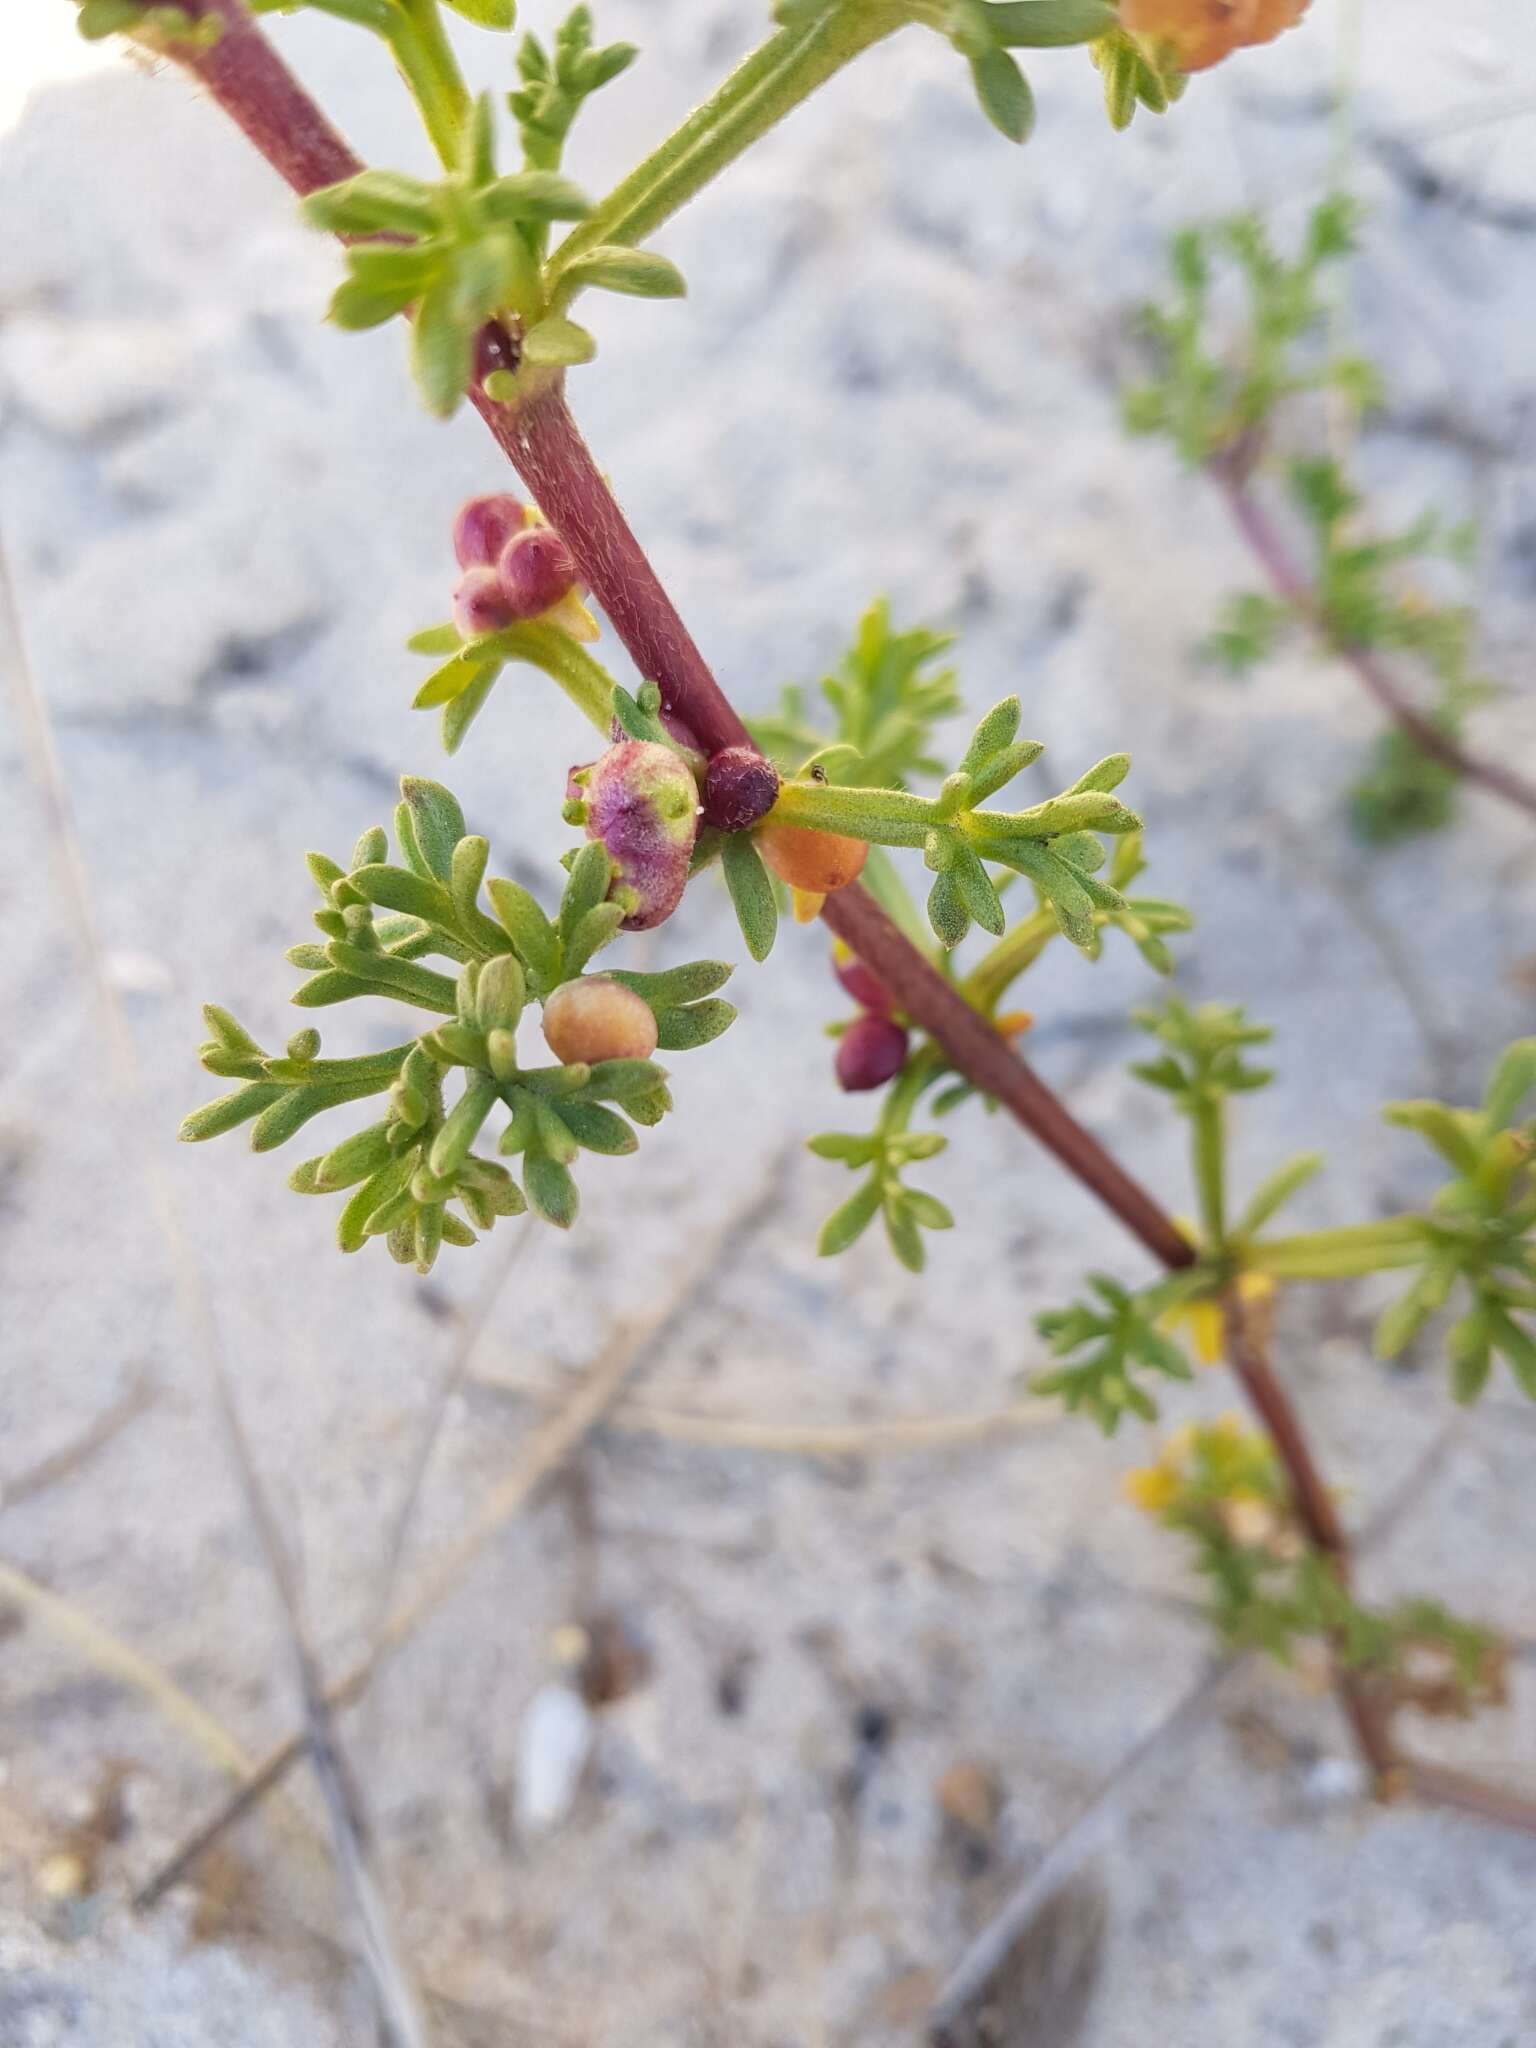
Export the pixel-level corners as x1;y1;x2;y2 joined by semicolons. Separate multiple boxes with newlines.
2;1;1536;2041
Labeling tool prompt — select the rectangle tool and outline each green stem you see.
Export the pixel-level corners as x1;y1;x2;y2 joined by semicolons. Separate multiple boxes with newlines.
963;905;1057;1012
1191;1092;1226;1254
769;776;936;847
387;0;472;169
504;621;616;737
1247;1218;1423;1280
547;2;915;286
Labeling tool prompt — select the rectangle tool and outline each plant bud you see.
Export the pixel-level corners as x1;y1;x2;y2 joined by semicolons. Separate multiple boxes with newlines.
832;944;894;1018
542;976;659;1065
497;526;578;619
835;1014;909;1092
1121;0;1309;71
453;493;527;569
583;739;700;931
756;819;867;895
452;565;516;641
703;746;780;832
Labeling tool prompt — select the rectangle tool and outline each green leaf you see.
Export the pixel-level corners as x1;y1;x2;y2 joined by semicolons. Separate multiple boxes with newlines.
818;1176;882;1257
1488;1308;1536;1400
606;961;733;1007
179;1083;286;1144
350;862;454;926
926;870;970;950
521;315;597;366
303;170;438;237
525;1152;579;1228
399;778;467;883
1448;1308;1493;1405
411;281;473;418
723;834;778;962
481;171;591;223
413;649;491;710
551;1099;637;1155
408;622;463;656
429;1076;499;1179
560;840;615;943
559;244;687;299
1233;1153;1325;1240
1483;1039;1536;1132
488;877;562;986
442;0;516;30
884;1195;926;1272
982;0;1115;44
653;999;737;1051
323;943;460;1015
969;47;1035;143
564;901;626;976
250;1076;396;1153
806;1132;880;1166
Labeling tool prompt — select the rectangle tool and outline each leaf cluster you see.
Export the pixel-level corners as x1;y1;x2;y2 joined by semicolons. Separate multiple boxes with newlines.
303;88;681;416
1123;196;1371;465
1135;1421;1507;1709
510;5;637;177
182;778;734;1263
1129;996;1275;1109
1033;1271;1207;1431
750;598;961;794
1373;1040;1536;1402
809;1125;954;1273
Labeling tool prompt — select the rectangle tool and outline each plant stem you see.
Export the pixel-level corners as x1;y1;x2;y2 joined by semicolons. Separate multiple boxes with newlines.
185;0;366;192
151;4;1516;1828
1191;1092;1226;1253
1248;1218;1422;1280
1220;1286;1398;1784
1210;455;1536;826
822;886;1196;1269
547;3;915;292
963;905;1058;1011
387;0;472;170
475;381;755;755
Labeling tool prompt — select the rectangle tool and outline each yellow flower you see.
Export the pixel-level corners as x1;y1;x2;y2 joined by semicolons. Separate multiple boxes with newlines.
1162;1271;1277;1367
1125;1464;1179;1514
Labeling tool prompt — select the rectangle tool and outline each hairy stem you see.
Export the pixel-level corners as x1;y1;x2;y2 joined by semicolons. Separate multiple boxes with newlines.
1211;457;1536;826
185;0;366;191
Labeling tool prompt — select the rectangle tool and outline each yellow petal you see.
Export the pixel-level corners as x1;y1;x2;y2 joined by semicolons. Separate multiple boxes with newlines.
1124;1465;1178;1514
543;589;600;643
791;888;826;924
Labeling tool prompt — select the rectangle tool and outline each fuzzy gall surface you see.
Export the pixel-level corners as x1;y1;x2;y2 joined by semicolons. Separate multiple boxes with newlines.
542;976;659;1065
703;746;781;833
582;740;701;930
497;525;578;620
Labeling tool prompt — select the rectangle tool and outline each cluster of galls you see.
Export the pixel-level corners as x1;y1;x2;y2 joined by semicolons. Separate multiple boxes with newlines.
830;945;909;1094
451;492;597;645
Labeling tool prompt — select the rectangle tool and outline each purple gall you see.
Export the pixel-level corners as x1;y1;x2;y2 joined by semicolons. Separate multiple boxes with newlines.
497;525;579;620
703;746;780;832
582;740;700;931
835;1014;910;1093
453;493;526;570
452;565;516;641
